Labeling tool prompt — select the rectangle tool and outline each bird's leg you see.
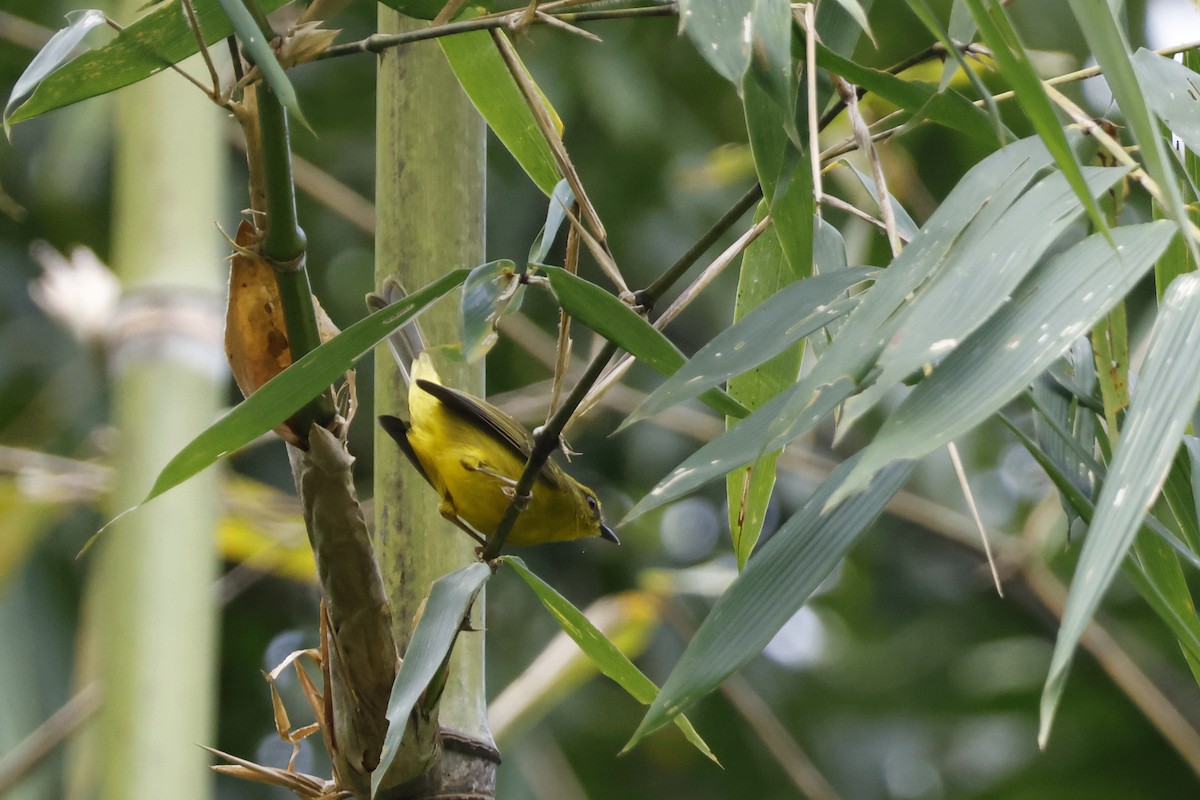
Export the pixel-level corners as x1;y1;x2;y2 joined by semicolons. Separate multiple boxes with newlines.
437;498;487;546
461;457;521;497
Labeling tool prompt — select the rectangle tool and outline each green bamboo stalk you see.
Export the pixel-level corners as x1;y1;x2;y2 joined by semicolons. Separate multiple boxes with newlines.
373;8;495;796
67;40;225;800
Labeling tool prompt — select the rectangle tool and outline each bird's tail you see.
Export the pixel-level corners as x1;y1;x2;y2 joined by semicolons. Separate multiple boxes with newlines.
366;276;427;389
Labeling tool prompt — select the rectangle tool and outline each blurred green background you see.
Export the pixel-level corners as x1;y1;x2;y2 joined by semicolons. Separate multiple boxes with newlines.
2;0;1200;797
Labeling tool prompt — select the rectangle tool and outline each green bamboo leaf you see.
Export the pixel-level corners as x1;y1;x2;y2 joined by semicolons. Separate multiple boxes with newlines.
528;179;575;266
440;15;560;195
830;222;1173;506
625;266;875;429
725;206;805;567
1145;47;1200;302
1041;272;1200;747
814;217;848;273
963;0;1110;238
1160;443;1200;555
743;0;795;120
373;563;493;798
1132;49;1200;157
815;43;999;145
829;0;875;44
504;557;718;763
838;166;1128;435
817;0;876;55
6;0;291;126
1031;340;1096;530
743;64;812;275
905;0;1004;141
5;9;107;131
942;0;977;90
622;376;857;524
835;159;919;241
804;132;1061;393
626;457;913;748
626;134;1062;522
1187;437;1200;546
460;260;521;364
677;0;755;87
678;0;792;108
1130;526;1200;685
542;267;749;420
144;269;469;504
1067;7;1198;267
216;0;309;131
1005;413;1200;667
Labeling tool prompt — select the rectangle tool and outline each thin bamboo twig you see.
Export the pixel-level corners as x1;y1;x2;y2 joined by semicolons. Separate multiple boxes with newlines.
832;74;900;257
574;215;771;421
820;193;911;240
947;440;1004;597
0;683;102;794
802;4;823;208
491;28;617;278
320;3;678;59
818;40;1200;164
654;216;772;331
549;202;582;419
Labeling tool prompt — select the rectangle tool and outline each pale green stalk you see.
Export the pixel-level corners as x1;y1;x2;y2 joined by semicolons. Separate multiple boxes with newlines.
68;36;224;800
374;8;494;795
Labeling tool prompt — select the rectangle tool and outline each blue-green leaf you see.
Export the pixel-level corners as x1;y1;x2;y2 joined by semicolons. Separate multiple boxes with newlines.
5;9;107;130
626;267;875;428
626;134;1063;521
461;260;520;363
440;16;560;195
830;221;1174;506
528;179;575;267
1040;272;1200;746
373;563;493;797
627;457;913;747
963;0;1110;238
838;166;1128;435
1066;6;1198;266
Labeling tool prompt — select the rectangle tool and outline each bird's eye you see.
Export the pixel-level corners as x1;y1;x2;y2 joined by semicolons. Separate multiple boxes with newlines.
586;494;599;515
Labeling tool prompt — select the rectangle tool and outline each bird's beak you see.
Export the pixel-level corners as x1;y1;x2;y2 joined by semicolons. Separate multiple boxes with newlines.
599;523;620;545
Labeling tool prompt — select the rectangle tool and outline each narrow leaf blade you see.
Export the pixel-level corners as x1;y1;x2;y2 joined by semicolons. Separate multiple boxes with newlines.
145;270;469;503
216;0;309;129
963;0;1111;237
373;563;493;797
832;221;1174;504
505;557;718;762
5;9;107;128
543;267;749;420
7;0;290;125
460;260;521;363
626;267;874;428
441;19;560;194
1040;272;1200;746
627;457;913;746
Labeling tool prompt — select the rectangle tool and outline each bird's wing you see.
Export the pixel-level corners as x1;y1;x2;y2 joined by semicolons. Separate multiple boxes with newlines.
415;379;563;489
378;414;434;485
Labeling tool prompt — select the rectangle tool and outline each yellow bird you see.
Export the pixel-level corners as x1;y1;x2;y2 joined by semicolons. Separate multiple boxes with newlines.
373;285;617;548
